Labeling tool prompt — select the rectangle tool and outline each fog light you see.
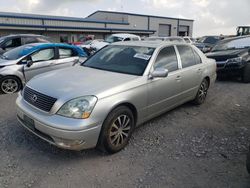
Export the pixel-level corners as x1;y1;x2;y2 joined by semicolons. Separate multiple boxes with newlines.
53;137;85;149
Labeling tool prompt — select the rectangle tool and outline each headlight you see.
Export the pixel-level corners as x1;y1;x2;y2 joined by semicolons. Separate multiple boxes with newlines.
226;57;242;64
57;96;97;119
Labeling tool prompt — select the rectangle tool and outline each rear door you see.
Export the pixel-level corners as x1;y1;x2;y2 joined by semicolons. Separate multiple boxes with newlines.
147;46;182;118
176;45;204;100
23;48;56;81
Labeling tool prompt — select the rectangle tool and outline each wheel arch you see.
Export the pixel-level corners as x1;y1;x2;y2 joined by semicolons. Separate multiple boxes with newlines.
108;101;138;125
0;75;23;89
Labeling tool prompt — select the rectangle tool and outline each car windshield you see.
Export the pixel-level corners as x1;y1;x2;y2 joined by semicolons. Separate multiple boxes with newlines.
1;45;29;60
105;36;123;43
212;37;250;52
82;45;155;76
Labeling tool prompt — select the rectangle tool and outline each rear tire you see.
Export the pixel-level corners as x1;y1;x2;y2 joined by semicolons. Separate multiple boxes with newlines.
242;63;250;83
97;106;135;154
193;79;209;105
0;76;22;94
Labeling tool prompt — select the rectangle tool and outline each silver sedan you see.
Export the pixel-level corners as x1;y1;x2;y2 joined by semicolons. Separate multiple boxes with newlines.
16;41;216;153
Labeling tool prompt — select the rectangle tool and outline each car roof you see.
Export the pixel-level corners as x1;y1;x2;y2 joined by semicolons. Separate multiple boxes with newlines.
112;41;187;48
214;35;250;45
111;33;140;38
20;43;86;57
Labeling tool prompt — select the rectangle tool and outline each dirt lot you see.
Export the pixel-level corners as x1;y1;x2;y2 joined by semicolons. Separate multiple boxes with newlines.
0;80;249;188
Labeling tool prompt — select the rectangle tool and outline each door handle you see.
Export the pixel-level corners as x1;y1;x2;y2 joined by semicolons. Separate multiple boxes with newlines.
175;75;181;81
197;68;202;73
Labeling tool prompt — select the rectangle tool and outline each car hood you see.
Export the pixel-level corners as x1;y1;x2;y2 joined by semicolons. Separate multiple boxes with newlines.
26;66;140;101
0;58;17;66
206;49;247;61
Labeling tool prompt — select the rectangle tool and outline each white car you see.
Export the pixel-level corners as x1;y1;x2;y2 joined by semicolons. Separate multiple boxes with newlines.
146;36;185;43
91;33;141;50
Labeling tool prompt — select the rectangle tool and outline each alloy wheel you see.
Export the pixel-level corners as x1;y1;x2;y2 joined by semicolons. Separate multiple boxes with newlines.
109;114;131;147
198;81;208;103
1;78;19;94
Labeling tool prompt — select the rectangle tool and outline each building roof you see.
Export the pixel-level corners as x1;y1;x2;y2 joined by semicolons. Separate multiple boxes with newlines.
88;10;194;22
0;11;129;25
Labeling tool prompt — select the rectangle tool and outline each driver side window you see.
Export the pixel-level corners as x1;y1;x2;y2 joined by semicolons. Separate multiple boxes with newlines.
3;38;21;49
154;46;178;72
31;48;55;62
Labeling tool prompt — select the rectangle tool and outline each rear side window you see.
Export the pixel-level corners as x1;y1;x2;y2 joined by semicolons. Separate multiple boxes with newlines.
192;50;202;64
132;37;139;41
154;46;178;72
177;45;196;68
123;38;131;41
31;48;55;62
22;37;38;44
59;48;74;59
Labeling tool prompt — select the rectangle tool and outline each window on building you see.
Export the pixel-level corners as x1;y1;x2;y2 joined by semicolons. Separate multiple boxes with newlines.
154;46;178;72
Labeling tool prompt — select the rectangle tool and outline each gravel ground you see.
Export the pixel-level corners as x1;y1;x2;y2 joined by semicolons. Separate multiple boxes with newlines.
0;80;250;188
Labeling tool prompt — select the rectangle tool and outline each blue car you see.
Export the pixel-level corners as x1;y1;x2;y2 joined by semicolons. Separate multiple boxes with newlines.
0;43;87;94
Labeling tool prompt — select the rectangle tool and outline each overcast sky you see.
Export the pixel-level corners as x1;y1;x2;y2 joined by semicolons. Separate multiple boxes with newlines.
0;0;249;37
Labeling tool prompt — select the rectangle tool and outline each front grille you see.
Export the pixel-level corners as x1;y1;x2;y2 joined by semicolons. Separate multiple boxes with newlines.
23;87;57;112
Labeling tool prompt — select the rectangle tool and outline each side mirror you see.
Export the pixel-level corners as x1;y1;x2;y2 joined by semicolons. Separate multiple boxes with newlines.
150;68;169;79
26;60;34;67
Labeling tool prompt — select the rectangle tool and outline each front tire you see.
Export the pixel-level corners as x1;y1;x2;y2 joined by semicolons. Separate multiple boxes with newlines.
242;63;250;83
193;79;209;105
0;76;22;94
98;106;135;154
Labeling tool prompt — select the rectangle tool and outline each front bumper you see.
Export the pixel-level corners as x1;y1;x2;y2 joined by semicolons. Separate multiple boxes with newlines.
16;95;102;151
216;61;244;76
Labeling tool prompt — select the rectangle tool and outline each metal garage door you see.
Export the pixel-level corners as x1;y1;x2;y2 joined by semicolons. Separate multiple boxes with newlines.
158;24;171;37
178;25;189;36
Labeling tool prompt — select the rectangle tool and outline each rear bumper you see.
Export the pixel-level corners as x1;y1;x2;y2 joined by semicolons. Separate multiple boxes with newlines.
16;95;102;151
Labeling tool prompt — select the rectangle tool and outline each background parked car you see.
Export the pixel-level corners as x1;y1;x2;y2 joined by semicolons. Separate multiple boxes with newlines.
0;43;86;94
77;39;103;56
16;41;216;153
145;36;185;43
206;36;250;83
91;33;141;50
0;34;51;55
195;36;222;53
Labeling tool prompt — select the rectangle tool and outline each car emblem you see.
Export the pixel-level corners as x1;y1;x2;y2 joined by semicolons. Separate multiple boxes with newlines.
31;94;38;103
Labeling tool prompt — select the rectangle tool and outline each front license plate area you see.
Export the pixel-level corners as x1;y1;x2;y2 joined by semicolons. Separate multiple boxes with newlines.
23;115;35;131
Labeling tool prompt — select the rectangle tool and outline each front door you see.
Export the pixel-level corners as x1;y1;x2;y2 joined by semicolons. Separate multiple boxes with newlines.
23;48;56;81
147;46;182;119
